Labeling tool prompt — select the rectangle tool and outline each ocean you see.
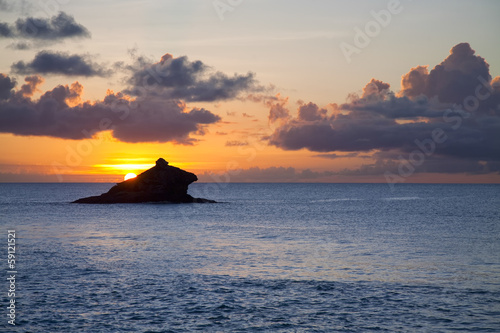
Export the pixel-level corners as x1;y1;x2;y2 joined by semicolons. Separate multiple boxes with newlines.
0;183;499;332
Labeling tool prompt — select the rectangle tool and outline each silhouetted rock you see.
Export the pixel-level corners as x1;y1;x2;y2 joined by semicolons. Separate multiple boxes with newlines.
73;158;216;204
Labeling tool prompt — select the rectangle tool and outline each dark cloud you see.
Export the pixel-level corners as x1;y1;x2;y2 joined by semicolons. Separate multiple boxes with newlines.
12;51;111;77
0;22;13;37
0;73;16;100
125;53;261;102
17;75;43;97
400;43;491;104
268;43;500;175
110;99;220;143
341;94;456;119
0;74;221;143
336;156;499;176
0;12;90;41
0;51;267;142
128;53;205;88
400;65;428;99
298;102;328;121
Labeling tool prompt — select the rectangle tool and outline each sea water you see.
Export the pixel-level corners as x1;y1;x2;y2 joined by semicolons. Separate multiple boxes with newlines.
0;183;499;332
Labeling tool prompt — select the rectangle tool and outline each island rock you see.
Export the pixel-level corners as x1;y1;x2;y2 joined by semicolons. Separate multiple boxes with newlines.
73;158;215;204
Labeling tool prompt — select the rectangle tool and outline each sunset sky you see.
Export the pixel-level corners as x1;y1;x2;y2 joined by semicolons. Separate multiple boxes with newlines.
1;0;499;183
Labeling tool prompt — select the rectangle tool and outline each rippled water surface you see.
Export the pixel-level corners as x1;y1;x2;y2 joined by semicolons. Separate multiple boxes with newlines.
1;183;499;331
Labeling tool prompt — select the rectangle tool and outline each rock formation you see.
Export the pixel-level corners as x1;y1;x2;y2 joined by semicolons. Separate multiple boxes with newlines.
73;158;215;204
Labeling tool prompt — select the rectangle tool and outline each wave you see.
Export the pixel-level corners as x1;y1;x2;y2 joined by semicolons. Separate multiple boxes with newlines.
310;198;364;203
383;197;421;201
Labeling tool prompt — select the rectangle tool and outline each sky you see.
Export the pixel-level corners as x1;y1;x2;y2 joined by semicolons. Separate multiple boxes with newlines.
0;0;499;183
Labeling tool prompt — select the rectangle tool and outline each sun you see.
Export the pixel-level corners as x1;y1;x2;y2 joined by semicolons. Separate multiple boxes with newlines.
124;173;137;181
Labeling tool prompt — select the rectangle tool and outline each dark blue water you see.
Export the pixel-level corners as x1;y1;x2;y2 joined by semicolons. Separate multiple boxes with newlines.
1;183;499;332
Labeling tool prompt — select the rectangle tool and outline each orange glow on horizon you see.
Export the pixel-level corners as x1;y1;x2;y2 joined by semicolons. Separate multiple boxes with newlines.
94;163;155;172
92;161;194;175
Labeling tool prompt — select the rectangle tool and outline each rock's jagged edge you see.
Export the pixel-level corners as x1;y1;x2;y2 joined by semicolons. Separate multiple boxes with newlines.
72;158;216;204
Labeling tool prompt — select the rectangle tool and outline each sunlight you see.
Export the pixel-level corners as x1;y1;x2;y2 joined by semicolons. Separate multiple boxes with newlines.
124;173;137;181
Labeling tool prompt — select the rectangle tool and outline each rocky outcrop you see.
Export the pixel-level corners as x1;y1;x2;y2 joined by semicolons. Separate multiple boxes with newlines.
73;158;215;204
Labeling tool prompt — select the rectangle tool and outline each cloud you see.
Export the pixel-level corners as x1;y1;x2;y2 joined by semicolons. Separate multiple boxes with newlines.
336;156;500;176
110;99;220;143
17;75;44;97
0;0;14;12
0;74;221;143
361;78;390;100
0;51;267;142
11;51;111;77
297;101;328;121
421;43;491;104
268;43;500;175
0;22;13;37
125;53;261;102
0;12;90;41
6;41;31;50
0;73;16;100
313;152;368;159
240;93;279;103
201;166;334;182
267;94;290;123
400;65;429;99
